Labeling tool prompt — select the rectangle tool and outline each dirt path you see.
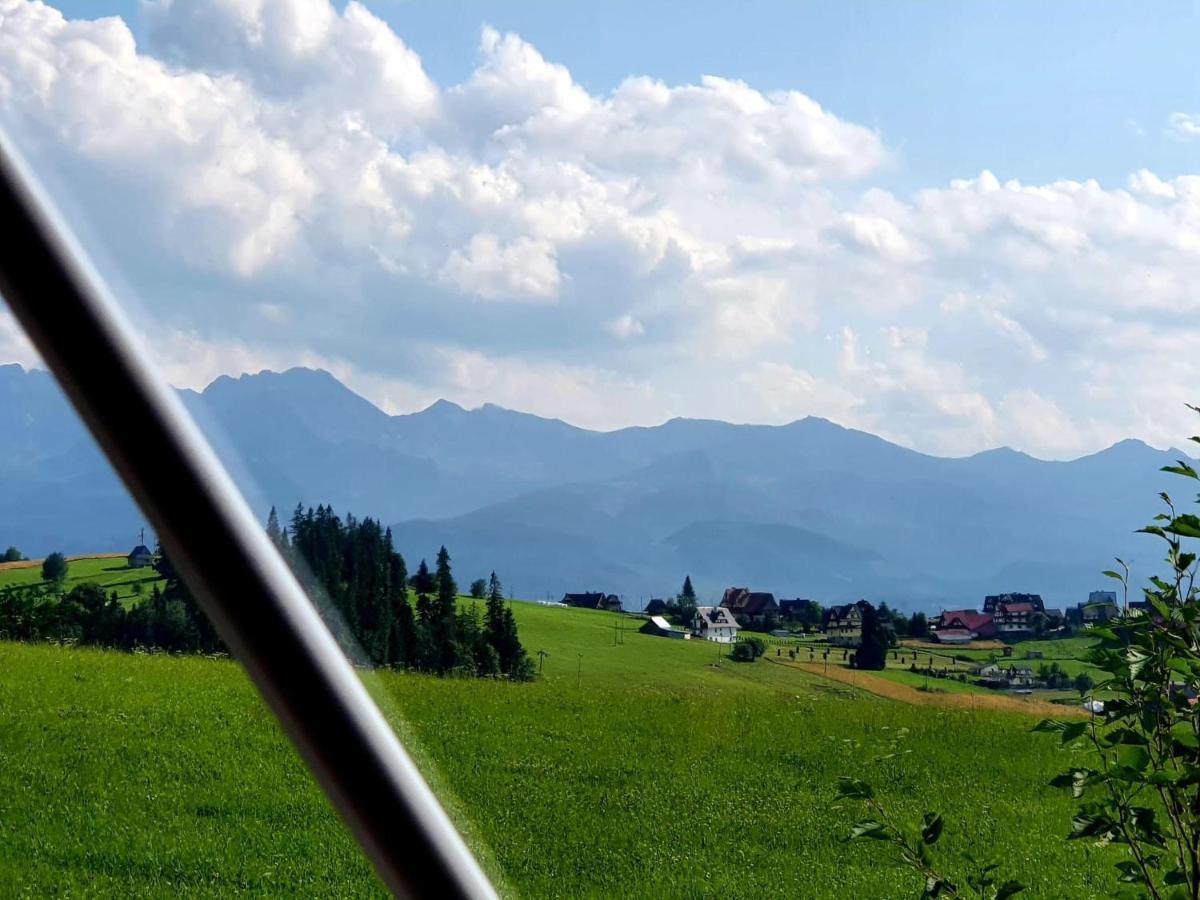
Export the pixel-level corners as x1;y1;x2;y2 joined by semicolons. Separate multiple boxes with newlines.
0;553;126;572
774;658;1087;718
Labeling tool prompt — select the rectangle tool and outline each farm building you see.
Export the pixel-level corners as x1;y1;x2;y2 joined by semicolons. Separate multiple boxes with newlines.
640;615;689;639
127;544;154;568
719;587;779;625
562;592;623;612
693;606;739;643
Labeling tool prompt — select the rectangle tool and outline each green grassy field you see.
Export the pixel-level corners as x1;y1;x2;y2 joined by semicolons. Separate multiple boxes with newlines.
0;600;1122;897
0;554;166;606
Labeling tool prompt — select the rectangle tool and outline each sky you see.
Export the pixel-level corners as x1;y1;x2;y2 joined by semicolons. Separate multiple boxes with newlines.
2;0;1200;458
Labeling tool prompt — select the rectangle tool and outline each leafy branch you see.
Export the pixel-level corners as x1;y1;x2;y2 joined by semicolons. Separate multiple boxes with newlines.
836;775;1023;898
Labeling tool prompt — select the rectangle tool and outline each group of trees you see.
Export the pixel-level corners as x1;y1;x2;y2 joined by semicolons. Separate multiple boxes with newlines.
0;575;220;653
275;505;533;679
0;505;532;680
661;576;698;626
2;546;24;563
876;602;929;640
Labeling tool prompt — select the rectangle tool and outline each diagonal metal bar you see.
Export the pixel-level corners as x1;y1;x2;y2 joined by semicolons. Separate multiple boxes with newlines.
0;129;497;900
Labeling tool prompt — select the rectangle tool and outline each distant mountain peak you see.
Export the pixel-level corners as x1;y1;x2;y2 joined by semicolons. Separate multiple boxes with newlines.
421;398;466;415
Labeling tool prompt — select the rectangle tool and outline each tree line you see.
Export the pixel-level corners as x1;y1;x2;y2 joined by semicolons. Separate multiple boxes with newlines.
0;504;532;680
276;504;532;679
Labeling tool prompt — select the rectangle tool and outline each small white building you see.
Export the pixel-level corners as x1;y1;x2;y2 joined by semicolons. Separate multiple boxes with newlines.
641;615;690;639
693;606;740;644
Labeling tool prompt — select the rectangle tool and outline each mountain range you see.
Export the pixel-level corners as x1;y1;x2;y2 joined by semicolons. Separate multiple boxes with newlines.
1;362;1190;612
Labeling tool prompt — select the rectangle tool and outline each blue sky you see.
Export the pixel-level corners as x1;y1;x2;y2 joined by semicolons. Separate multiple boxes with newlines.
3;0;1200;459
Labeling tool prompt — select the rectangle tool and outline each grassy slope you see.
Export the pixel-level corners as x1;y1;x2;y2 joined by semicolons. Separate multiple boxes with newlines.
0;554;167;606
0;602;1120;898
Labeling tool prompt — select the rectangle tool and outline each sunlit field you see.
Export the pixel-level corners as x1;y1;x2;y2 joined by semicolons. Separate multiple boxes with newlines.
0;602;1119;898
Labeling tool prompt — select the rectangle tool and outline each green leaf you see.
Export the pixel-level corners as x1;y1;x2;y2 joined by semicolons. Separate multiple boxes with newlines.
1167;514;1200;538
920;812;943;846
1165;867;1188;886
1032;719;1069;734
836;777;874;800
1060;721;1088;744
1070;812;1119;842
1163;461;1200;479
1116;744;1150;771
1101;569;1126;583
847;819;890;841
1171;724;1200;750
1050;767;1096;799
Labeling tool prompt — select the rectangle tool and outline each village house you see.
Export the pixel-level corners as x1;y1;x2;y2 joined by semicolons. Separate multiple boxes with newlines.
562;592;623;612
719;587;779;625
983;592;1044;614
992;601;1037;637
127;543;154;568
933;609;996;642
693;606;740;643
822;601;867;646
1082;591;1120;622
643;598;668;616
972;662;1035;688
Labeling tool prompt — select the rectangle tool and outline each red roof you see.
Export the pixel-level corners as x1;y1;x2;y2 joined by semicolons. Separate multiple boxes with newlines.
939;609;993;633
999;602;1035;614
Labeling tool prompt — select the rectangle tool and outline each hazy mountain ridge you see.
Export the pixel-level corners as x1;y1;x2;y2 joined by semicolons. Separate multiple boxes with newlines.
0;363;1189;610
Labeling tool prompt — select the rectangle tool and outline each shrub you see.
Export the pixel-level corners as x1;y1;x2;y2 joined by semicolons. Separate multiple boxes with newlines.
730;637;765;662
41;552;68;584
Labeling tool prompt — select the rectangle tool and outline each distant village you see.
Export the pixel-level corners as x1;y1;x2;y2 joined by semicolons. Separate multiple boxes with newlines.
557;585;1130;693
560;587;1128;643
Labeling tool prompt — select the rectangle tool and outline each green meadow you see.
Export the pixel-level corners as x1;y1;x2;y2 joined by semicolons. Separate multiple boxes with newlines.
0;600;1119;897
0;554;166;606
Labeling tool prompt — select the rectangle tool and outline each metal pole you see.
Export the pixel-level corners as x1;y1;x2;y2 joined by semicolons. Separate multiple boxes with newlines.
0;130;494;900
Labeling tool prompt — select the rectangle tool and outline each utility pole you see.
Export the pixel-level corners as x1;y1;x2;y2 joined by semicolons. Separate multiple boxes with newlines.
576;653;582;689
537;649;548;674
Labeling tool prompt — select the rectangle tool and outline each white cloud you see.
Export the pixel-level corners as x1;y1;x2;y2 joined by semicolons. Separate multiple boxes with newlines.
1167;112;1200;141
606;314;645;340
1;0;1200;458
438;234;561;301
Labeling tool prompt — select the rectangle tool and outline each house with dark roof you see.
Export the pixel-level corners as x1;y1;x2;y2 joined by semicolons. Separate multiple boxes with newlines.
983;592;1044;614
643;598;668;616
562;592;622;612
823;601;868;646
127;544;154;568
719;587;779;625
1080;593;1120;623
993;601;1037;636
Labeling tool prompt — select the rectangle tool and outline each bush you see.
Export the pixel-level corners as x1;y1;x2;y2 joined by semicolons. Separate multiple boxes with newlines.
730;636;765;662
41;552;68;584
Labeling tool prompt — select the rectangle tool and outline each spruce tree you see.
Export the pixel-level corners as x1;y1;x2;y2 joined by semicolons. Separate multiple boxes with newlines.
855;602;887;670
265;506;283;548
